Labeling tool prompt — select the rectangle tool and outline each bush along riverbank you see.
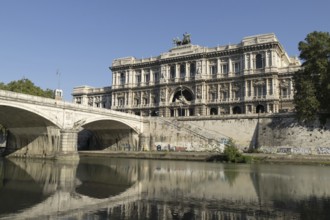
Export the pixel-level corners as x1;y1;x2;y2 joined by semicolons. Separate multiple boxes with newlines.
206;139;253;163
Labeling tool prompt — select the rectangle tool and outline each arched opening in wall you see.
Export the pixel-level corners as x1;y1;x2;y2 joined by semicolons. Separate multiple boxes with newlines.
256;104;265;113
256;54;263;69
79;120;139;151
210;107;218;115
233;106;242;114
134;111;140;116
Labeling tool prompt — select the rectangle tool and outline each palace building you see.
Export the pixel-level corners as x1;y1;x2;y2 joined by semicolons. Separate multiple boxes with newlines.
72;33;301;117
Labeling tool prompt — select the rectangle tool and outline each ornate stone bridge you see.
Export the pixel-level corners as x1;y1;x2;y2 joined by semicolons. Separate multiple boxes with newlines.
0;90;148;159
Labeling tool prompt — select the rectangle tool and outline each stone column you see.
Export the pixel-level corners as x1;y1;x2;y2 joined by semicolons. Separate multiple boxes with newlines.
139;133;150;151
56;129;79;160
228;58;232;75
185;62;189;79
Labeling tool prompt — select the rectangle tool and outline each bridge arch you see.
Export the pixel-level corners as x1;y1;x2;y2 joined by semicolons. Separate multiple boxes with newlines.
78;117;141;151
0;103;62;157
0;103;62;129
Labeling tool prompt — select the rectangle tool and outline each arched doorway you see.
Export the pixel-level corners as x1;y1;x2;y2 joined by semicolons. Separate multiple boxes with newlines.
210;108;218;115
256;104;265;113
233;106;242;114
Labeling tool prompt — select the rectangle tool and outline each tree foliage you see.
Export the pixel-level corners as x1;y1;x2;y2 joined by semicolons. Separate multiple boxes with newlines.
0;78;54;98
294;31;330;121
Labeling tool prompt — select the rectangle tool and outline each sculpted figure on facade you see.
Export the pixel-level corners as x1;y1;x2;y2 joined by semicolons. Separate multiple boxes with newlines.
196;61;202;75
173;32;191;46
160;89;166;102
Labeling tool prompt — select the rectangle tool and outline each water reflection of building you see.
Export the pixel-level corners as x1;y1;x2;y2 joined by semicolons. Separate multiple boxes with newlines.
72;33;300;117
3;158;330;219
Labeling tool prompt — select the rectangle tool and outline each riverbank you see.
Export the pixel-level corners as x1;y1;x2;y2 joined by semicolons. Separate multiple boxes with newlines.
79;151;330;165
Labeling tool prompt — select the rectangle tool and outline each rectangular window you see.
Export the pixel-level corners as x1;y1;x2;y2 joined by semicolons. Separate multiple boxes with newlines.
210;93;217;101
118;98;124;106
154;72;159;82
190;62;196;76
170;65;176;79
210;65;217;75
136;75;141;84
180;64;185;78
221;64;228;74
233;62;240;74
120;73;125;85
145;73;150;83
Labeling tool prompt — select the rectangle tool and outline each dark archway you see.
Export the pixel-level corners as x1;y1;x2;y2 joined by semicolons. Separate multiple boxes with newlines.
172;87;193;103
256;105;265;113
233;106;242;114
210;108;218;115
79;120;139;151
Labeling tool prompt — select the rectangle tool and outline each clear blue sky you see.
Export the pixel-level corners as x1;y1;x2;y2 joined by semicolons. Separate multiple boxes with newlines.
1;0;329;101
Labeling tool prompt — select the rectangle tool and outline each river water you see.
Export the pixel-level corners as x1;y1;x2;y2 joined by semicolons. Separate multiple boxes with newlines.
0;157;330;220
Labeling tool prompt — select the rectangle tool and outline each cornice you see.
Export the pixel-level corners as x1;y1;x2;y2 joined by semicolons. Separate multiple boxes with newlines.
110;42;280;72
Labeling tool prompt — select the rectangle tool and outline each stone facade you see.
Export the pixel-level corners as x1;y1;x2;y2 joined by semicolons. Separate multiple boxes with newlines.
72;33;300;117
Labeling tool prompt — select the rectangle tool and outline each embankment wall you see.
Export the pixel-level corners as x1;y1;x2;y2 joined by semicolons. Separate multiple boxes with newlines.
147;114;330;155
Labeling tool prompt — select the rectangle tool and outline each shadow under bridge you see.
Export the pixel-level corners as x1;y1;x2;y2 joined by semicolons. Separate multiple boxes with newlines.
0;105;61;158
78;119;141;151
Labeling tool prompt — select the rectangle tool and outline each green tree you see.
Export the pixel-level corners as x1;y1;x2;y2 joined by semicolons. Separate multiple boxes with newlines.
294;31;330;121
0;78;54;98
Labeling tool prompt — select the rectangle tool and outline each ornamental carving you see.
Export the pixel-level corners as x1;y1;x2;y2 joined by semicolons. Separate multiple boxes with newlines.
160;89;166;101
280;79;290;88
196;86;202;98
209;85;217;93
196;61;202;74
232;83;240;92
253;80;265;86
220;84;228;92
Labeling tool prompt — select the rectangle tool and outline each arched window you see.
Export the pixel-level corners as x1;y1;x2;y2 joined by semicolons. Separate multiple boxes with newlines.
210;108;218;115
256;104;265;113
256;54;263;69
233;106;242;114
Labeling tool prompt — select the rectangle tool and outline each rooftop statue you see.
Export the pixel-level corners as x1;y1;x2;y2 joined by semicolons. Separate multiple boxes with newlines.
173;32;191;46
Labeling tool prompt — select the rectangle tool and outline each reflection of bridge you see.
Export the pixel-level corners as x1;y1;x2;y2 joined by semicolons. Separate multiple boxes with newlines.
2;158;330;219
0;90;148;159
0;158;142;219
